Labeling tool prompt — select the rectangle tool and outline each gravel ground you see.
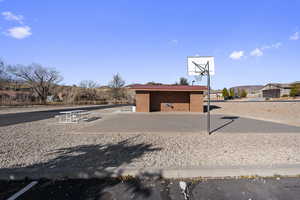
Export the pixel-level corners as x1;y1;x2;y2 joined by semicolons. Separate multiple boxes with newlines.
211;102;300;127
1;116;300;171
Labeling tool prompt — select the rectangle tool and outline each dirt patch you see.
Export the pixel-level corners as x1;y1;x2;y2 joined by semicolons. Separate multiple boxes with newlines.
211;102;300;127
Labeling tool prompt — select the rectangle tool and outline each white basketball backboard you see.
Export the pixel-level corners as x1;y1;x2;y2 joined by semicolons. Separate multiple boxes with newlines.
187;56;215;76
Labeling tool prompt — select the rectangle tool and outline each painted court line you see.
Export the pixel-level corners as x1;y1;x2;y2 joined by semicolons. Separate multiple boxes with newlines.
6;181;38;200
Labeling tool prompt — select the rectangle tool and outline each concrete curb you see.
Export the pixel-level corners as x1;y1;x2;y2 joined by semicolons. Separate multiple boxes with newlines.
1;165;300;180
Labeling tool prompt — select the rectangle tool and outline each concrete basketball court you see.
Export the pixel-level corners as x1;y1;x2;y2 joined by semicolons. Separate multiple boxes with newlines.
77;113;300;134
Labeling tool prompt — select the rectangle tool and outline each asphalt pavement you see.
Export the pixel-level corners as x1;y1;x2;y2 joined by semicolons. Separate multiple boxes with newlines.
81;113;300;134
1;177;300;200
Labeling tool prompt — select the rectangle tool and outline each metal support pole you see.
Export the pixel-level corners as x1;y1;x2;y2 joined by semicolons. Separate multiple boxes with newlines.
191;60;211;134
207;62;210;134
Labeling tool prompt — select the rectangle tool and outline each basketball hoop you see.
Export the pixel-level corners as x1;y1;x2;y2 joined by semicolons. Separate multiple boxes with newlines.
187;56;215;76
187;56;215;134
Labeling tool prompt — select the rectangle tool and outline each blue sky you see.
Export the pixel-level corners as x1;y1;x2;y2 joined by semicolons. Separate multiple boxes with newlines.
0;0;299;89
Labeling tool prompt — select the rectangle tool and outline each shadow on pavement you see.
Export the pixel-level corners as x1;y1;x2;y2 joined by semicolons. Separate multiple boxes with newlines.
204;105;221;113
0;104;129;127
209;116;240;135
3;176;300;200
84;116;102;122
0;136;163;199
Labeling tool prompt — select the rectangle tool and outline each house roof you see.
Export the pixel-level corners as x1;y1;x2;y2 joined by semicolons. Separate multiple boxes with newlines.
210;90;223;94
291;81;300;85
130;84;207;91
231;85;264;90
264;83;292;89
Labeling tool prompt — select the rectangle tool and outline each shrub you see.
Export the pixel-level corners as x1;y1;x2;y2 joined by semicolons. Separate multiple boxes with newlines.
240;89;247;98
222;88;229;99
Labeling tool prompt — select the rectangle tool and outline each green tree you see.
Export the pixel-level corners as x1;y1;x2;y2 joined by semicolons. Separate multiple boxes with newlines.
241;89;247;98
229;88;235;98
146;81;163;85
237;88;241;97
179;77;189;85
290;83;300;97
290;87;299;97
222;88;229;99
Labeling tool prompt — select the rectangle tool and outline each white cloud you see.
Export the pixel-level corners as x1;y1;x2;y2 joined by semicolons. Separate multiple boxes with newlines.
290;32;299;40
250;48;263;57
272;42;282;48
261;42;282;50
170;39;178;45
5;26;32;39
253;42;282;56
230;42;281;60
2;11;24;24
229;50;244;60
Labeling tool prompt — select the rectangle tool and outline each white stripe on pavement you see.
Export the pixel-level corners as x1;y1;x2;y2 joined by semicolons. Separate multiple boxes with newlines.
6;181;38;200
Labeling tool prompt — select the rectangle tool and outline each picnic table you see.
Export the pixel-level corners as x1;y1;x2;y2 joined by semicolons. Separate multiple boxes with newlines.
58;110;91;123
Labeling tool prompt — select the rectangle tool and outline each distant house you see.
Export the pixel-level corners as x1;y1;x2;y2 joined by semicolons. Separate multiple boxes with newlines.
228;82;300;99
208;90;224;100
230;85;264;97
260;83;292;98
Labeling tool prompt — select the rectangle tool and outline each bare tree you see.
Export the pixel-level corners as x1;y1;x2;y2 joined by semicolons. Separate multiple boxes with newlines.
77;80;99;103
0;60;15;90
109;73;125;100
0;59;8;82
79;80;99;89
9;63;62;104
